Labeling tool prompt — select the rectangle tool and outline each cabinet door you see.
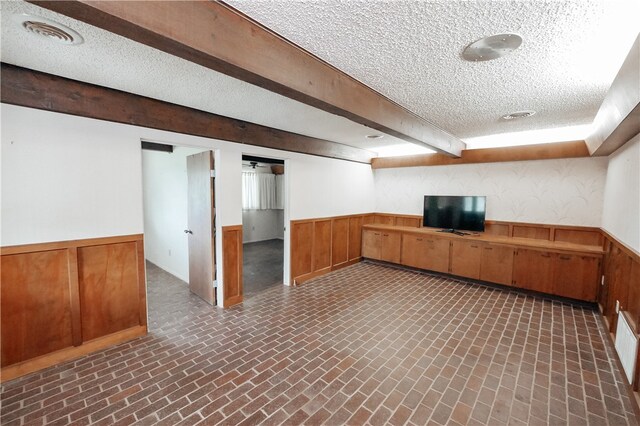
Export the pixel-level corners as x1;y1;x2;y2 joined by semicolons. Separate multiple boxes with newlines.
480;245;514;285
450;240;482;279
553;254;600;301
381;232;402;264
401;234;426;269
424;238;451;273
513;249;553;293
362;229;381;260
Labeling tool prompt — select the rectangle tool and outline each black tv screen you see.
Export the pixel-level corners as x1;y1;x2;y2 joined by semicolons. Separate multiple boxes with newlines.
423;195;486;232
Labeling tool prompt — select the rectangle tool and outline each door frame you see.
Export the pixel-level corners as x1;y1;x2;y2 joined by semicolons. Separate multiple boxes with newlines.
240;153;291;288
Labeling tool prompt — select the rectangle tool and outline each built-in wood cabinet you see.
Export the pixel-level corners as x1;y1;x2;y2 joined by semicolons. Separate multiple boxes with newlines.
513;249;554;294
401;234;451;273
362;229;401;263
362;229;382;260
552;254;600;301
450;240;482;279
363;224;603;303
381;231;402;263
480;244;514;286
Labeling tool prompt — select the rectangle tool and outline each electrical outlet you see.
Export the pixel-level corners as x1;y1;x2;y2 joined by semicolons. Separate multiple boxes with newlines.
252;226;255;231
168;249;172;256
615;300;620;313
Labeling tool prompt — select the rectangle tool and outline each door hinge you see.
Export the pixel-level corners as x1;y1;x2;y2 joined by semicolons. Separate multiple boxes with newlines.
212;279;217;288
210;170;216;178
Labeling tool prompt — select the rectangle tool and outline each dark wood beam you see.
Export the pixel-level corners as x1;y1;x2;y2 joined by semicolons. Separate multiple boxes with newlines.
27;0;465;157
371;141;590;169
0;63;374;164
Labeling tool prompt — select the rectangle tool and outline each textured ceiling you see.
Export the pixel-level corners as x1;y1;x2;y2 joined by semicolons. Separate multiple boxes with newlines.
228;0;640;140
0;1;417;155
1;1;638;156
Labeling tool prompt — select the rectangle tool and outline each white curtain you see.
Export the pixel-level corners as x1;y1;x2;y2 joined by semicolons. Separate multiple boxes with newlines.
242;172;283;210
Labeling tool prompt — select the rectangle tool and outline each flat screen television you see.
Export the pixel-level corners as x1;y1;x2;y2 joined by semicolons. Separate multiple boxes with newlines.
423;195;486;233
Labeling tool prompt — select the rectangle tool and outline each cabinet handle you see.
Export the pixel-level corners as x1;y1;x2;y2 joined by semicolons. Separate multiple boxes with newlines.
484;247;493;250
382;233;389;236
559;255;571;260
541;253;551;258
470;245;479;248
374;233;380;236
417;238;423;241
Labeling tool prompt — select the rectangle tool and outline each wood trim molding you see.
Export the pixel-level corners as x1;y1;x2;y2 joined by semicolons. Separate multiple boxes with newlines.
1;233;144;255
600;228;640;260
371;141;590;169
28;1;465;156
222;225;243;308
1;325;146;383
0;63;373;164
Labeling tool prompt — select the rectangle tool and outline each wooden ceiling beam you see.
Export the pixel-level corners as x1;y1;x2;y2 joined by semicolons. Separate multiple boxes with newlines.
371;141;590;169
28;0;465;157
0;63;374;164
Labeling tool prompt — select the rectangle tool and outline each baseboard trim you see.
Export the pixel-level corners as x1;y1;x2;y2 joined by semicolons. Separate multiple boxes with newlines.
1;325;147;383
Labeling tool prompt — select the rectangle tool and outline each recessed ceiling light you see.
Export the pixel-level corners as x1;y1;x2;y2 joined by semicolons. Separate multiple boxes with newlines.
366;134;384;139
462;34;522;62
13;14;84;45
502;110;536;120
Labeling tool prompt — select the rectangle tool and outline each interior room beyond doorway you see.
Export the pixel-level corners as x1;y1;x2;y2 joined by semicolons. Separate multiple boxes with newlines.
242;155;285;298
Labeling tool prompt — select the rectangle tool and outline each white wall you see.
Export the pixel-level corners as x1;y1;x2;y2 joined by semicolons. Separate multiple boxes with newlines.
374;157;608;226
602;134;640;252
1;106;144;246
1;104;375;302
242;210;284;243
142;146;208;282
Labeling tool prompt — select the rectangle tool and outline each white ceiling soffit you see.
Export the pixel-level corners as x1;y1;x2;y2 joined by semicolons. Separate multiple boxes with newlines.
228;0;640;143
0;1;432;157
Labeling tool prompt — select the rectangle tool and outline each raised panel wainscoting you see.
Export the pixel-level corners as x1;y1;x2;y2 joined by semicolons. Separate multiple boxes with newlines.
0;235;147;382
222;225;243;308
290;214;368;285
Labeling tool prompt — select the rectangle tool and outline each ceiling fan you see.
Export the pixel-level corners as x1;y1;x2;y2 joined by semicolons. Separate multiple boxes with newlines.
242;161;268;169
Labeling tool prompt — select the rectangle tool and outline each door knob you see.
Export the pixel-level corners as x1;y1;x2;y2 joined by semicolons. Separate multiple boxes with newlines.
184;229;193;234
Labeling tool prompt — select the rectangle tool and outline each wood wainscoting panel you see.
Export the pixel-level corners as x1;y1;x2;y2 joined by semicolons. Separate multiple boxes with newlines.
512;225;551;240
1;250;74;367
396;216;421;228
604;246;633;333
0;234;147;381
222;225;243;308
78;242;142;342
312;220;332;271
331;218;349;267
554;228;604;247
373;214;396;226
348;216;363;261
484;222;510;237
291;221;314;280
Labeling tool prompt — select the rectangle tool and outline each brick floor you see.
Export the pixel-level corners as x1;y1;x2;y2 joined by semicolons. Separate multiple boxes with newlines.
1;262;638;425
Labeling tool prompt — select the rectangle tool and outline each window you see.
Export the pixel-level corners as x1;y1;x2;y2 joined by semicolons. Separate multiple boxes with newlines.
242;172;284;210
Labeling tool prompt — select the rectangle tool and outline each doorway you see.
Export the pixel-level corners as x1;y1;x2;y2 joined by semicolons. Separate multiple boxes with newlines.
241;155;285;298
141;142;217;328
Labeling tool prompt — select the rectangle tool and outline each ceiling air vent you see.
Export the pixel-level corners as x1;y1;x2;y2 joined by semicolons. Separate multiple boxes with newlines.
15;14;83;45
502;110;536;120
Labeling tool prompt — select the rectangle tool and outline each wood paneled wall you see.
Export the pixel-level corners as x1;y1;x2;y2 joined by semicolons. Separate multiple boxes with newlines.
222;226;243;308
599;231;640;391
1;235;147;382
290;214;369;284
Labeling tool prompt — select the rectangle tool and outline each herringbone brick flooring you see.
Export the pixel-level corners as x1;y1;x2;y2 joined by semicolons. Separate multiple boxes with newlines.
1;262;637;425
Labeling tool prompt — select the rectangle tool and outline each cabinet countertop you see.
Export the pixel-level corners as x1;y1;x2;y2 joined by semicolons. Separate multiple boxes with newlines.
362;224;604;256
